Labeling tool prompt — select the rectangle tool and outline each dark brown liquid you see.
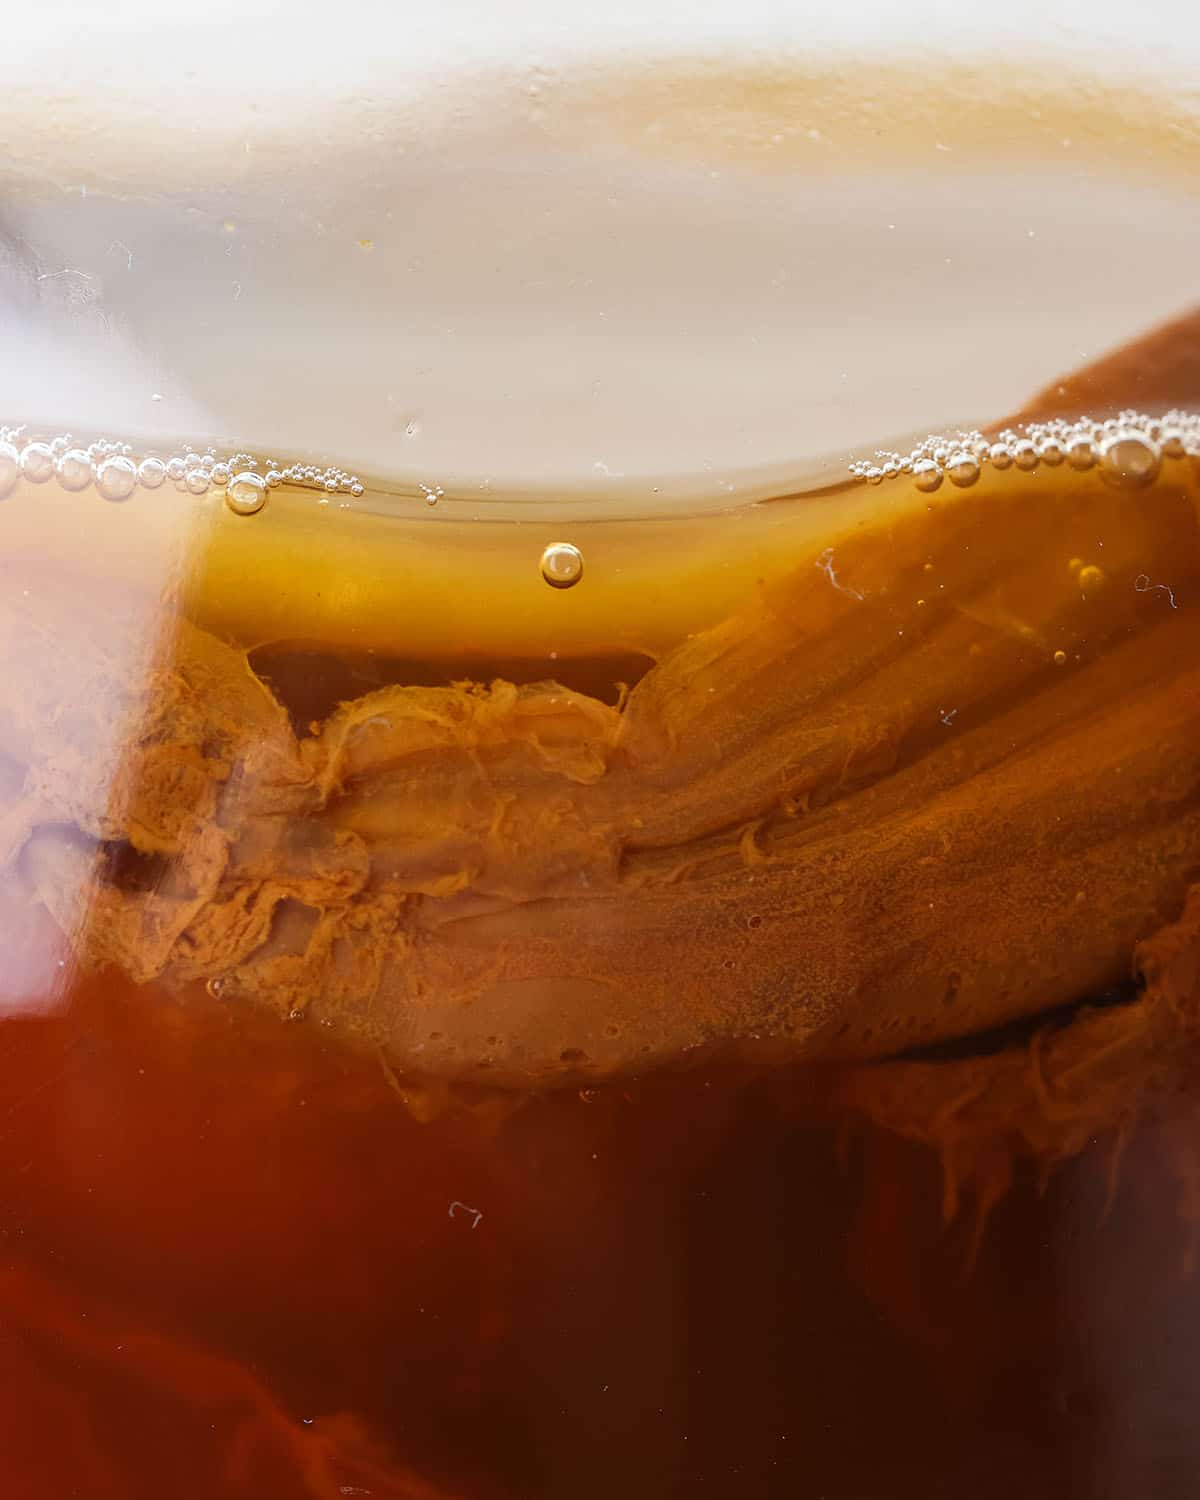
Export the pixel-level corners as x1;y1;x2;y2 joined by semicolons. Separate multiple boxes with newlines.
1;939;1198;1498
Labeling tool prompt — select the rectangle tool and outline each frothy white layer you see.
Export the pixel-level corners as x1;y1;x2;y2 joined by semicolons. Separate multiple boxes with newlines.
3;6;1199;489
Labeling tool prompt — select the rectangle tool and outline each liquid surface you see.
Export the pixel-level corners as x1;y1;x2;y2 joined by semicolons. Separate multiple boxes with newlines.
7;19;1200;487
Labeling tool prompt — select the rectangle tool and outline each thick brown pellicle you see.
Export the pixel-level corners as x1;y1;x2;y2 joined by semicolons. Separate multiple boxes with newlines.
837;884;1200;1251
1;381;1198;1094
834;310;1200;1206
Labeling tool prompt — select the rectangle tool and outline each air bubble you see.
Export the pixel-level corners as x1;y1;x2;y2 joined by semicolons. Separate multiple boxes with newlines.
912;459;942;493
138;457;167;489
0;442;18;498
1053;650;1067;666
541;541;584;589
851;409;1200;487
1066;437;1095;470
20;443;55;484
1097;432;1161;489
96;455;138;502
0;425;365;505
55;449;93;491
226;471;268;516
988;442;1013;470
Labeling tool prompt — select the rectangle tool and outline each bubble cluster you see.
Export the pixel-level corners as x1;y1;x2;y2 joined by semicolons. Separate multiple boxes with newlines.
0;426;365;510
850;411;1200;491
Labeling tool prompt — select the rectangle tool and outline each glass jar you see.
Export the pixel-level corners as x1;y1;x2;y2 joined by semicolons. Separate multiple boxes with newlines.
1;3;1198;1495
